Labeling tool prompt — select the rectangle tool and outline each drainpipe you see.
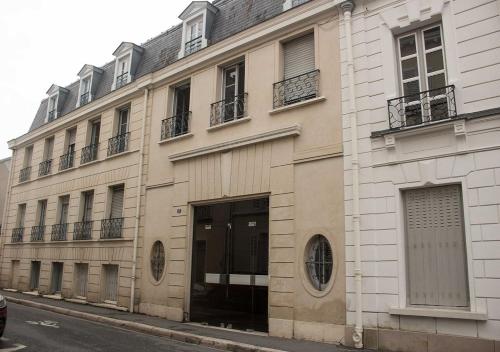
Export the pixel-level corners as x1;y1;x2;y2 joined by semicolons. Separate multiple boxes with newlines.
130;86;150;312
341;0;363;348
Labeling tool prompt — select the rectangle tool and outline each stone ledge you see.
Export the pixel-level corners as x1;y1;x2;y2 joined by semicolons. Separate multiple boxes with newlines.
389;307;488;320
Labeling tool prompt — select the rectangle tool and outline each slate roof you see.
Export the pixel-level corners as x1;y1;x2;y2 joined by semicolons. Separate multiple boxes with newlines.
29;0;293;132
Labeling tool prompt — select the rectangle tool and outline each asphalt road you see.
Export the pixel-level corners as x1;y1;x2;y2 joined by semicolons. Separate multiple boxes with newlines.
1;302;219;352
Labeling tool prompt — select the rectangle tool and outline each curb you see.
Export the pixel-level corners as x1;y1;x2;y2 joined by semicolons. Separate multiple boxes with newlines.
6;296;285;352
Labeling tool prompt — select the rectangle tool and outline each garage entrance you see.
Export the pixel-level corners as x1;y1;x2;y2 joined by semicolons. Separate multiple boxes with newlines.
190;198;269;332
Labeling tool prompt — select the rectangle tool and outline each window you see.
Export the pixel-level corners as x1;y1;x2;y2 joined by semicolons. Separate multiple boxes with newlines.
82;120;100;164
52;195;69;241
161;83;191;140
305;235;333;291
102;264;119;303
115;56;129;89
50;262;63;294
81;191;94;222
39;137;54;176
60;128;76;170
20;146;33;182
74;263;89;298
80;77;91;105
109;185;124;219
75;191;94;240
151;241;166;282
108;108;129;156
177;2;217;59
47;95;58;121
58;195;70;225
30;261;41;291
32;200;47;241
185;17;203;55
12;204;26;243
101;185;124;239
404;185;469;308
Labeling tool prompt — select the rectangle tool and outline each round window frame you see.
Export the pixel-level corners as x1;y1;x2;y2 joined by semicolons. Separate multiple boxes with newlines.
149;240;166;285
300;232;337;297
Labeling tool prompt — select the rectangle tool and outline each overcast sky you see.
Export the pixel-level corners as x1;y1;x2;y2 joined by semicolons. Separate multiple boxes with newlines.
0;0;191;159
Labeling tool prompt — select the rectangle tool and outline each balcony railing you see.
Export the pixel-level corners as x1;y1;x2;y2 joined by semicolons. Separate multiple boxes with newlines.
81;144;99;164
48;110;56;122
74;221;93;240
80;92;91;106
185;36;202;56
11;227;24;243
100;218;123;239
115;72;129;89
107;133;129;156
31;225;45;242
387;85;457;130
273;69;320;109
161;112;191;140
59;151;75;171
51;223;68;241
210;93;248;127
38;159;52;177
19;166;31;183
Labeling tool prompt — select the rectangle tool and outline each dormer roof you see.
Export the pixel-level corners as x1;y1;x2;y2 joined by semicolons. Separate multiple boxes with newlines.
179;1;218;20
113;42;144;57
46;84;69;96
78;64;104;78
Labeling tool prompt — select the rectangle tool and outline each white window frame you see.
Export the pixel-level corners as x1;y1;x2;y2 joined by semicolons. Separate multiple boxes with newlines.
46;94;59;122
77;74;93;107
112;53;132;90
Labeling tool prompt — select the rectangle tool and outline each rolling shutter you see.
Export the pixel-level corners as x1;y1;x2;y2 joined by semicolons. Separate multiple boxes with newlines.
404;185;469;307
283;33;315;79
110;185;124;219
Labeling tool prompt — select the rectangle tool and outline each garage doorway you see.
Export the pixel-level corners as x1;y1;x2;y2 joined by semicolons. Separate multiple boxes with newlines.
190;198;269;332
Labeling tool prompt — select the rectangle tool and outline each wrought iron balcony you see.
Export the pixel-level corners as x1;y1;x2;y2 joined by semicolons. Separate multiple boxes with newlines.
115;72;129;89
19;166;31;183
11;227;24;243
74;221;93;240
80;92;91;106
185;36;202;56
387;85;457;130
81;144;99;164
51;223;68;241
38;159;52;177
100;218;123;239
107;133;129;156
161;111;191;140
210;93;248;127
273;69;320;109
31;225;45;242
48;110;57;122
59;151;75;171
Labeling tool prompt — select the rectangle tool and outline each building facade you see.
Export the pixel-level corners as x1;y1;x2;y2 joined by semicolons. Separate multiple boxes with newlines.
0;157;11;233
340;0;500;350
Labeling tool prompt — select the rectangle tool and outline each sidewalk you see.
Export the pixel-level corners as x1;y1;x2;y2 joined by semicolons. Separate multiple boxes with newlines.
3;290;362;352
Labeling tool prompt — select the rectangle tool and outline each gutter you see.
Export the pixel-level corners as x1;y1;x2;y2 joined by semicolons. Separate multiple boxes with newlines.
129;87;150;312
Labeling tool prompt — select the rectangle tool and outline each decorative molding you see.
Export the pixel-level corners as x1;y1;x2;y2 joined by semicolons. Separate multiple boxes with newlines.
384;135;396;149
206;117;251;132
293;144;343;164
169;124;302;162
145;178;175;190
269;96;326;115
454;120;466;136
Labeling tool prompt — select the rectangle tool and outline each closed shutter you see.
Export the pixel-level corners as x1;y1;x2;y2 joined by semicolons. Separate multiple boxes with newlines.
284;33;315;79
110;185;124;219
404;185;469;307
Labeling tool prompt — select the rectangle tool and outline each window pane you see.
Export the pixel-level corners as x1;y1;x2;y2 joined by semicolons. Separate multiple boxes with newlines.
403;80;421;98
426;50;444;73
401;57;419;80
399;35;416;57
424;27;442;50
428;73;446;94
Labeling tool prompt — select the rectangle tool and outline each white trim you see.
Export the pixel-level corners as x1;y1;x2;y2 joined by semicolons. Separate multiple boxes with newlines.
112;53;132;90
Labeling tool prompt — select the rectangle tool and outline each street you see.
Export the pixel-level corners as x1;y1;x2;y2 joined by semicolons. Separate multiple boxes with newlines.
1;303;218;352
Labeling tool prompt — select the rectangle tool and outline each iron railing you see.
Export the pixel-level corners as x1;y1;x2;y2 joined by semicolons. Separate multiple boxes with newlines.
210;93;248;127
107;133;129;156
185;36;202;56
19;166;31;183
59;151;75;171
387;85;457;130
31;225;45;242
73;221;93;240
161;111;191;140
81;144;99;164
11;227;24;243
100;218;123;239
80;92;91;106
48;110;56;122
115;72;129;89
273;69;320;109
51;223;68;241
38;159;52;177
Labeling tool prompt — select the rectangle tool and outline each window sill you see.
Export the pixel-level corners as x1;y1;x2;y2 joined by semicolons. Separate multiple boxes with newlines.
105;149;138;161
269;96;326;115
57;167;76;175
158;133;193;145
207;116;251;132
79;159;101;168
389;307;488;321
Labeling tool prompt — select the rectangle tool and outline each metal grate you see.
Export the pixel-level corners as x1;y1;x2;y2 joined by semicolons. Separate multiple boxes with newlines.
161;112;190;140
80;92;90;106
51;223;68;241
81;144;99;164
38;159;52;177
210;93;248;126
185;36;202;56
19;166;31;182
305;235;333;291
115;72;129;89
11;228;24;243
73;221;93;240
31;225;45;242
273;70;320;109
100;218;123;239
150;241;166;281
59;151;75;171
107;133;129;156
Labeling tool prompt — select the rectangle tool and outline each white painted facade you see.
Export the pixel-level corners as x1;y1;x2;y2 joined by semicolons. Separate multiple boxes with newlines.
340;0;500;344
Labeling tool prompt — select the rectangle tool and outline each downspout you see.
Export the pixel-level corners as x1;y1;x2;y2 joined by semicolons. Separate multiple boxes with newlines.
130;86;150;312
340;1;363;348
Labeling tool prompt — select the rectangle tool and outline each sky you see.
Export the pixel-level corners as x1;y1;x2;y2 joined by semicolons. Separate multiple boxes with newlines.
0;0;191;159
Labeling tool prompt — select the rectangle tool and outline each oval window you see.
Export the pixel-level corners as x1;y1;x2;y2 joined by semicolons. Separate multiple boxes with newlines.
305;235;333;291
150;241;165;282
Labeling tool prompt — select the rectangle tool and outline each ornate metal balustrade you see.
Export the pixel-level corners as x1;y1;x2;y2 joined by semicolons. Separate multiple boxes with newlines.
31;225;45;242
387;85;457;130
38;159;52;177
74;221;93;240
185;36;202;56
19;166;31;183
115;72;129;89
210;93;248;127
80;92;91;106
107;133;129;156
161;112;191;140
273;69;320;109
100;218;123;239
48;110;56;122
59;151;75;171
51;223;68;241
81;144;99;164
11;227;24;243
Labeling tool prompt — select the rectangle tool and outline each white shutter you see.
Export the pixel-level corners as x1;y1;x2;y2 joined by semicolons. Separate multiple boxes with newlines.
110;185;124;219
283;33;315;79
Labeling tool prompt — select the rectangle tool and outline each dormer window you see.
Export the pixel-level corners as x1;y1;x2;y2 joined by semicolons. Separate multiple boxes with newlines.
48;96;58;122
45;84;69;122
111;42;144;91
185;17;203;56
116;56;130;89
77;65;103;108
80;78;91;105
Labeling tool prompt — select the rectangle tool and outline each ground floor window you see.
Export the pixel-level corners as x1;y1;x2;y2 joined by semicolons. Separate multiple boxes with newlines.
30;261;41;291
50;262;63;294
102;264;119;303
305;235;333;291
74;263;89;298
10;260;20;289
